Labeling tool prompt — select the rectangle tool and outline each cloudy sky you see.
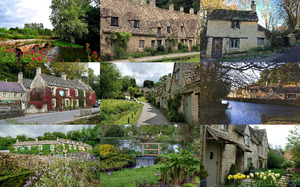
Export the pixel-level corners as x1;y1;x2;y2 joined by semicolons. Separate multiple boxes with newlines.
0;0;53;29
116;63;174;86
251;125;296;150
88;63;100;76
0;125;95;138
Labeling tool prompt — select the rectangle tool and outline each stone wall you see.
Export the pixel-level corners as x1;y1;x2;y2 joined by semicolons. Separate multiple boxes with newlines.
0;153;49;171
0;104;24;119
0;92;26;101
220;144;236;184
26;104;47;114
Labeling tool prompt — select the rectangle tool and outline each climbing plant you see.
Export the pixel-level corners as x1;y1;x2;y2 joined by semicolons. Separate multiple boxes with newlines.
167;94;184;122
78;89;84;107
105;32;132;58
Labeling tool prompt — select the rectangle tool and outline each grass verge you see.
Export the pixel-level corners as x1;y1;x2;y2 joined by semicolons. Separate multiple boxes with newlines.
137;97;148;103
100;164;162;187
147;54;200;62
52;40;84;48
114;102;143;125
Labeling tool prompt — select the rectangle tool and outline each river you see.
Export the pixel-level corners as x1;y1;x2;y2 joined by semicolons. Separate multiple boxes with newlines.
48;46;89;62
211;100;300;124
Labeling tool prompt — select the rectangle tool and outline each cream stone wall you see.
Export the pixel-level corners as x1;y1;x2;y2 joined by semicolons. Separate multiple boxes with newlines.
206;20;266;58
0;92;26;101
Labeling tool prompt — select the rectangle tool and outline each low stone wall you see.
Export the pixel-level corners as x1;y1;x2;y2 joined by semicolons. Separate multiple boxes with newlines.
0;153;49;170
0;104;25;120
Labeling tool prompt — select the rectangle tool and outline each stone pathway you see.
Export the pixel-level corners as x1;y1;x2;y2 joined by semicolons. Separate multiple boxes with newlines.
107;52;200;62
137;102;171;125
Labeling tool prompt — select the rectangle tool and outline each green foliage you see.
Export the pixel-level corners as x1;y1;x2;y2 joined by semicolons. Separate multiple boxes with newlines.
52;40;84;48
178;42;189;52
128;87;136;98
78;89;84;107
157;46;166;53
192;44;200;52
144;47;157;55
267;149;285;169
100;63;122;99
159;148;200;185
100;151;135;172
167;94;184;122
106;32;132;58
229;163;238;175
200;161;208;179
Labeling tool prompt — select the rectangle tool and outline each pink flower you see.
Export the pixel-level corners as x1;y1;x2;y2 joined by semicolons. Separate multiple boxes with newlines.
24;51;28;55
32;57;36;61
38;56;42;61
93;51;98;55
5;50;7;53
55;54;58;57
39;50;42;53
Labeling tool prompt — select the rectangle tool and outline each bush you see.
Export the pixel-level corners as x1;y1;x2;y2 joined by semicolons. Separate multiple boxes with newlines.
229;163;237;175
178;42;189;52
267;149;285;169
100;144;116;156
144;47;157;55
100;52;113;61
157;46;165;53
200;161;208;180
192;44;200;52
168;46;173;53
168;110;184;122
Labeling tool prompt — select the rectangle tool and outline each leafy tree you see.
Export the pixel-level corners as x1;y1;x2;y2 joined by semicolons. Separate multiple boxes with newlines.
143;80;154;88
267;149;285;169
286;126;300;161
100;63;122;99
16;135;27;142
104;125;125;137
128;87;136;98
155;75;168;87
122;76;137;93
50;0;89;43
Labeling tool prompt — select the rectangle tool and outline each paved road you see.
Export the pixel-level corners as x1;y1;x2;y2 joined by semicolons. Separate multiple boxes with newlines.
137;102;171;125
108;52;200;62
0;108;100;125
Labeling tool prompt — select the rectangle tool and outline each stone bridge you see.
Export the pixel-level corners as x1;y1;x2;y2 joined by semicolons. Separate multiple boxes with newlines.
0;39;54;54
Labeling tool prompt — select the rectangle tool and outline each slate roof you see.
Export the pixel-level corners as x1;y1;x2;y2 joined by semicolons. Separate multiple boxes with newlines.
235;125;266;144
0;81;25;93
208;9;259;21
21;78;33;89
39;74;94;92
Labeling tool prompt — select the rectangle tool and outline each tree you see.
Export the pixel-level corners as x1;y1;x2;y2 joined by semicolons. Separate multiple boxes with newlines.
128;86;136;98
16;135;27;142
267;149;285;168
286;126;300;161
155;75;168;87
100;63;122;99
50;0;89;43
122;76;137;93
257;0;274;30
279;0;300;32
143;80;154;88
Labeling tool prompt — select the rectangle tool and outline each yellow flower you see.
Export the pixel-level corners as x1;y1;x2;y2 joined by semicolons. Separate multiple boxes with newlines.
263;176;267;180
228;175;232;180
247;175;250;179
233;175;238;180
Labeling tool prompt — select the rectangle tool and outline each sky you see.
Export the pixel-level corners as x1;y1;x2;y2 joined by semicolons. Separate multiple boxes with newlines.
0;0;53;29
0;125;95;138
88;63;100;76
116;63;174;86
251;125;295;150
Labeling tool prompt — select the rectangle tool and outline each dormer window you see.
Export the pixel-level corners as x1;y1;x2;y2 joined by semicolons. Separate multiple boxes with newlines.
175;69;179;81
111;17;119;26
167;26;171;33
134;20;140;28
231;21;240;29
157;27;161;35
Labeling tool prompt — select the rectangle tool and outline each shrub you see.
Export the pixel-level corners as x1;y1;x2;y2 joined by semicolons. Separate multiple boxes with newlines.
178;42;189;52
144;47;157;55
100;144;116;156
229;163;237;175
192;44;200;52
100;52;113;62
200;161;208;180
157;46;165;53
267;149;285;169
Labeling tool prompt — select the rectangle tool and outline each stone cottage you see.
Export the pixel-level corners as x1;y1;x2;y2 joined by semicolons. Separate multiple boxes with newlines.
100;0;200;55
25;67;96;113
159;63;200;125
200;125;269;186
0;81;26;110
12;137;93;155
205;1;269;58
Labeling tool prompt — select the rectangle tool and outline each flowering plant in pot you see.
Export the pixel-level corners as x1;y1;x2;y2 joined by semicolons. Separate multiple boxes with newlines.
200;161;208;187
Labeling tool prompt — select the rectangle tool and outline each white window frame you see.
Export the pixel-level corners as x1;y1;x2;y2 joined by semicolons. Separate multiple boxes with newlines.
39;145;43;150
3;93;6;97
75;90;78;97
52;99;56;108
230;38;240;49
14;93;17;97
52;87;56;96
76;99;79;107
65;99;69;107
258;38;265;45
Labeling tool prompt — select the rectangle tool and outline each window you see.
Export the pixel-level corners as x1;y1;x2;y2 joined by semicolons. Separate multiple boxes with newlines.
76;99;79;106
167;26;171;33
50;145;54;150
151;40;155;48
245;135;249;145
111;17;119;26
175;69;180;81
65;99;69;107
52;87;56;95
157;27;161;35
52;99;56;108
230;38;240;48
157;40;162;47
181;26;184;32
258;38;265;45
75;90;78;96
231;21;240;29
14;93;17;97
28;146;31;150
39;145;43;150
66;89;69;96
221;125;228;131
2;93;6;97
21;146;24;151
139;40;145;48
134;20;140;28
21;94;24;97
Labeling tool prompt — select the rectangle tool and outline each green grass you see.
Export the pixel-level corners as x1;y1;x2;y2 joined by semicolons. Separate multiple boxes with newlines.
100;164;162;187
137;97;148;102
100;137;135;140
0;171;34;181
100;99;144;125
147;54;200;62
52;40;84;48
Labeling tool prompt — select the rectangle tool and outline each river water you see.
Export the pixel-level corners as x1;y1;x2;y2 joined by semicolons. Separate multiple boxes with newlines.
212;100;300;124
48;46;88;62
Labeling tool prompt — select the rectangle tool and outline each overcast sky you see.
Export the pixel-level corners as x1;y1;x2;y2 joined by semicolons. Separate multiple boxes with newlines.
116;63;174;86
0;0;53;29
88;63;100;76
0;125;95;138
251;125;295;150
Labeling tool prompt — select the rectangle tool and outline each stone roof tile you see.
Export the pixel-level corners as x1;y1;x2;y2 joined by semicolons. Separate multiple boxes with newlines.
208;9;259;21
21;78;33;89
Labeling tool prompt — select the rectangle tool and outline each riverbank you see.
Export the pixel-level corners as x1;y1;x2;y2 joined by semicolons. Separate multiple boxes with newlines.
227;97;300;107
262;115;300;124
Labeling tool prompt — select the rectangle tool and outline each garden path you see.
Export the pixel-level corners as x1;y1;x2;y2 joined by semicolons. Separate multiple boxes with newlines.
137;102;171;125
107;52;200;62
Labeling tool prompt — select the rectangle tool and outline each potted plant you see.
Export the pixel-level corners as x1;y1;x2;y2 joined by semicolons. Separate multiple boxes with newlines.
200;161;208;187
227;163;238;185
249;162;255;174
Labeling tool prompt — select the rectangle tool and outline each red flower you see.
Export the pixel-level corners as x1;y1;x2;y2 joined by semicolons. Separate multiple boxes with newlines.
38;56;42;61
24;51;28;55
32;57;36;61
5;50;7;53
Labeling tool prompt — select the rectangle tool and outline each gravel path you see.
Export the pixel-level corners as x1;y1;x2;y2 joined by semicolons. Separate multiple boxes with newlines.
108;52;200;62
137;102;171;125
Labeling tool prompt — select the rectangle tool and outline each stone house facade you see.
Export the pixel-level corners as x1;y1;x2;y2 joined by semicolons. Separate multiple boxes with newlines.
205;1;268;58
100;0;200;55
23;67;96;114
0;81;26;110
12;137;93;155
200;125;269;186
159;63;200;125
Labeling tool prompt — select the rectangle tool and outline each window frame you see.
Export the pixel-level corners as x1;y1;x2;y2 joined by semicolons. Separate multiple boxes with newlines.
258;38;265;45
181;26;184;32
2;93;6;97
39;145;43;150
139;40;145;48
167;26;171;33
157;27;161;35
231;21;240;29
14;93;17;97
134;20;140;28
175;69;180;81
229;38;240;49
111;17;119;26
245;135;249;146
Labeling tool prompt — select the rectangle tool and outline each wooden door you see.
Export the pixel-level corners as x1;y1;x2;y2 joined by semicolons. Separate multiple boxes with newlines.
206;141;219;187
212;38;223;58
110;40;117;56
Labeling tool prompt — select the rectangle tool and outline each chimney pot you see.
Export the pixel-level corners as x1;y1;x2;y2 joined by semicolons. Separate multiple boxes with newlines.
36;67;41;75
149;0;156;7
189;8;194;14
18;72;23;83
180;7;184;12
61;73;66;80
169;4;174;11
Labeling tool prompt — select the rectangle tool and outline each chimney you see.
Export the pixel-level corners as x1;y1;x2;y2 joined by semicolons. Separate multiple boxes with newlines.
61;72;66;80
189;8;194;14
169;4;174;11
180;7;184;12
18;72;23;83
149;0;156;7
16;139;19;143
36;137;38;142
251;0;256;12
36;67;41;75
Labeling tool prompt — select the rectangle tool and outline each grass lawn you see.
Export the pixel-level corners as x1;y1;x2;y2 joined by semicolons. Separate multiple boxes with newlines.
100;164;162;187
147;54;200;62
137;97;148;103
100;99;144;125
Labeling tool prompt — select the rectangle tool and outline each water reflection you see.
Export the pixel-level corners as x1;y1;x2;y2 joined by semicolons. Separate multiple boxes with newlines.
100;139;182;154
48;46;88;62
210;100;300;124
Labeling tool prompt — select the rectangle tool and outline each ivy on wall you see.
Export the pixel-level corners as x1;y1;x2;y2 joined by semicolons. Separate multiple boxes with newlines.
105;32;132;58
78;89;84;107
